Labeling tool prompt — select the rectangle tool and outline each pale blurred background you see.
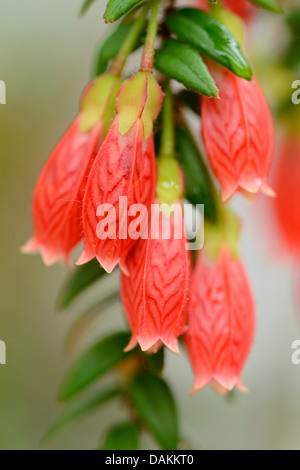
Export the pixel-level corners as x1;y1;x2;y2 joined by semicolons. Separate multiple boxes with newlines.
1;0;300;450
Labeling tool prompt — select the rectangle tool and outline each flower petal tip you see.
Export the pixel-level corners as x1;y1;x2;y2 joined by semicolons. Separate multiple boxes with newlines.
124;336;138;353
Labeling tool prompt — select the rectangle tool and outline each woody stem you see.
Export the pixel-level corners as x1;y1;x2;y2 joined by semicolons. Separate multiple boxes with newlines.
109;5;150;76
140;0;160;72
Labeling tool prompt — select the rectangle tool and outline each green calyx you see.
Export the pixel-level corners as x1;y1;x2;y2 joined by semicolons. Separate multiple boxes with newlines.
205;208;241;261
116;71;163;139
156;157;183;208
80;73;122;134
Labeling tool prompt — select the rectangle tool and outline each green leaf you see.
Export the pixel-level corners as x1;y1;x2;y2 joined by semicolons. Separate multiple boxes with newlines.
103;422;140;450
41;388;120;445
93;22;133;76
143;348;164;375
58;332;131;401
286;8;300;36
79;0;97;16
104;0;143;23
166;9;252;80
64;292;120;355
283;39;300;70
129;372;178;450
176;126;220;224
92;20;144;76
57;259;106;310
249;0;282;13
155;39;219;98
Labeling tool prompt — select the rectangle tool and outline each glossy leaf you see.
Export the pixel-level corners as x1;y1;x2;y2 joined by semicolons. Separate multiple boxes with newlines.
57;259;106;310
41;388;120;445
176;126;219;224
103;422;140;450
58;332;130;401
104;0;143;23
249;0;282;13
155;39;218;98
79;0;97;16
166;9;252;80
129;372;178;450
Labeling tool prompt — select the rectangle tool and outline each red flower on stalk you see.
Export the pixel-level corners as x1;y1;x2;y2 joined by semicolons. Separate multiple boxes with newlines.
202;69;274;200
121;202;190;353
22;119;101;264
192;0;255;20
23;75;120;264
273;138;300;257
185;245;255;393
223;0;255;21
78;72;163;273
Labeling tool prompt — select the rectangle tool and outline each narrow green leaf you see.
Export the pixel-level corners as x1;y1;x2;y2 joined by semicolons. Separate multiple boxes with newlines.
167;9;252;80
79;0;97;16
176;126;220;224
57;259;106;310
155;39;219;98
64;292;120;355
249;0;282;13
129;372;178;450
103;422;140;450
58;332;131;401
93;22;133;76
41;388;120;445
104;0;143;23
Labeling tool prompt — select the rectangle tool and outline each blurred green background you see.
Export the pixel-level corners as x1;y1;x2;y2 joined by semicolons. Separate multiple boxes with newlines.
1;0;300;450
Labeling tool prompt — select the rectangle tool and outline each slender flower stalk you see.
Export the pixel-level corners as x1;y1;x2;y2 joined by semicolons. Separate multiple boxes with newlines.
160;82;175;159
109;5;150;76
140;0;160;72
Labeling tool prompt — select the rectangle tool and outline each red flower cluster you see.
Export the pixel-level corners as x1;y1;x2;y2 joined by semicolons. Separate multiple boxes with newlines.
25;64;267;393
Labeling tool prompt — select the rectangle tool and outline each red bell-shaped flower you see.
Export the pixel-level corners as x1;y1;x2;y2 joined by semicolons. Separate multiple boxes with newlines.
185;245;255;393
202;69;274;200
121;202;190;353
78;72;163;273
273;138;300;257
23;74;120;264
